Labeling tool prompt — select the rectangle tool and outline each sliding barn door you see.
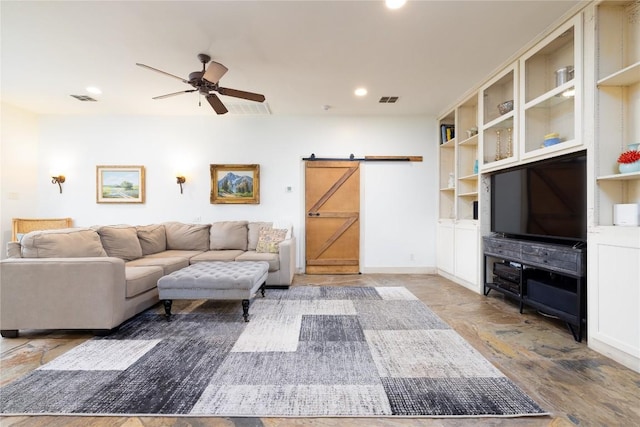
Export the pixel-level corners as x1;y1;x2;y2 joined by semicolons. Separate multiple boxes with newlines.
305;161;360;274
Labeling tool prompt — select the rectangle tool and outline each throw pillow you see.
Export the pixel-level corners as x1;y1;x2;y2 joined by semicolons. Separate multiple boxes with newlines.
248;221;273;251
210;221;248;250
97;225;143;261
20;228;108;258
136;224;167;255
255;228;288;253
163;222;210;251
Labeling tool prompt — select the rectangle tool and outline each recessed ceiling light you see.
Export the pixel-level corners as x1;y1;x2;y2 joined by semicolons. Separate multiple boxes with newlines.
86;86;102;95
385;0;407;10
354;87;368;97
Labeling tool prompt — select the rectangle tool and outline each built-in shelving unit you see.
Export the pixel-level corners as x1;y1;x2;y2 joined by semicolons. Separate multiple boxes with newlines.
456;95;479;220
436;0;640;372
594;0;640;225
437;92;480;290
587;0;640;373
438;111;456;220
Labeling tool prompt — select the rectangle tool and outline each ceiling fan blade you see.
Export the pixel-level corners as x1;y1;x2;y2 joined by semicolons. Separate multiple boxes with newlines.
203;61;228;84
136;63;189;84
206;94;228;114
217;87;266;103
152;89;196;100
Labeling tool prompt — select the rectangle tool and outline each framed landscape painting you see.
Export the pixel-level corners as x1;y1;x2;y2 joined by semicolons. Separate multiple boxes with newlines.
210;164;260;204
96;165;145;203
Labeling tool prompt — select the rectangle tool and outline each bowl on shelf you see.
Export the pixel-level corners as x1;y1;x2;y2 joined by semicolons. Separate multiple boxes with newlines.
628;143;640;151
497;100;514;115
543;133;560;147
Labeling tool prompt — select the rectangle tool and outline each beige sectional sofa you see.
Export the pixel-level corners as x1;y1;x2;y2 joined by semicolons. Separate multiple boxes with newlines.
0;221;295;338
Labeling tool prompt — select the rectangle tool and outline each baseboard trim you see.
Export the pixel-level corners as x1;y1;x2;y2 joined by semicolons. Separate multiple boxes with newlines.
361;267;437;274
588;335;640;373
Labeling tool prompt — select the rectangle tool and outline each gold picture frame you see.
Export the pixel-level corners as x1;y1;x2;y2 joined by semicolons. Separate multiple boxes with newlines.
96;165;145;204
210;164;260;204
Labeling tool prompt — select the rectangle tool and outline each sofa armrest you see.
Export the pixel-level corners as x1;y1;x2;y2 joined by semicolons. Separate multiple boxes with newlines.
0;257;128;331
276;237;296;285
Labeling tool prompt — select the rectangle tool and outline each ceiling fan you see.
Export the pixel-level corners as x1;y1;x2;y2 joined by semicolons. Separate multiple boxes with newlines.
136;53;265;115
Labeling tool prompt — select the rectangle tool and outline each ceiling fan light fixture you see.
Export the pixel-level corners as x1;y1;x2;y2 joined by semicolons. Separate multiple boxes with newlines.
203;61;229;84
86;86;102;95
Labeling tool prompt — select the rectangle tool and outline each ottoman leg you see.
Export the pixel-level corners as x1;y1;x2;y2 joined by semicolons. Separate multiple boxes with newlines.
242;299;250;322
163;300;173;321
261;282;266;297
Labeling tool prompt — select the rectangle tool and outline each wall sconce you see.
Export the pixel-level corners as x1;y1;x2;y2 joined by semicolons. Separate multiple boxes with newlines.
176;176;186;194
51;175;65;193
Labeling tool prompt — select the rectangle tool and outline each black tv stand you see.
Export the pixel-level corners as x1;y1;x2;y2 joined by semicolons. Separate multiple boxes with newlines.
483;235;586;342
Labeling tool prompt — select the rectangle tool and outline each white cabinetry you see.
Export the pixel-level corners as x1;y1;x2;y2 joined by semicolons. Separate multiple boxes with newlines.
437;93;481;292
436;222;454;275
436;0;639;372
588;0;640;372
454;222;479;287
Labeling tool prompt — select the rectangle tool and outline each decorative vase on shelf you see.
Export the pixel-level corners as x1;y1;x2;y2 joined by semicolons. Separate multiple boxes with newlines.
447;172;455;188
619;161;640;174
617;150;640;174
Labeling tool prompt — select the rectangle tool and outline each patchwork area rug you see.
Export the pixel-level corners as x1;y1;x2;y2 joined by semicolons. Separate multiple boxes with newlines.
0;286;548;417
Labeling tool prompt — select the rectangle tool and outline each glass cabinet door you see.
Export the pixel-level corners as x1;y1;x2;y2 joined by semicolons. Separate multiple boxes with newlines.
479;64;517;171
520;16;582;159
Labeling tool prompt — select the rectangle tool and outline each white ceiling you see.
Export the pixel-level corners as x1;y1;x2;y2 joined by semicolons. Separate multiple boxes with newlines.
1;0;583;117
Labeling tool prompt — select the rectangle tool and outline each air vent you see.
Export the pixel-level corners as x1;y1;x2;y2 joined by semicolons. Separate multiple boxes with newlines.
226;102;272;115
379;96;399;103
70;95;97;102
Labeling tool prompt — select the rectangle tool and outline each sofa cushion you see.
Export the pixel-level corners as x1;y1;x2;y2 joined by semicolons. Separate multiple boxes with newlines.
125;266;163;298
256;228;288;253
126;256;189;275
144;249;205;260
136;224;167;255
210;221;248;250
190;250;245;263
164;222;210;251
248;221;273;251
7;242;21;258
20;228;108;258
97;225;143;261
235;251;280;272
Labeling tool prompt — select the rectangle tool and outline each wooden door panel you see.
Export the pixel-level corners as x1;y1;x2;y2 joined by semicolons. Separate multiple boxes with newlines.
305;161;360;274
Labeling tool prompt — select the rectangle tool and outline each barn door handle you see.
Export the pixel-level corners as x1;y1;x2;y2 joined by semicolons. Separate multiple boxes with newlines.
308;212;320;216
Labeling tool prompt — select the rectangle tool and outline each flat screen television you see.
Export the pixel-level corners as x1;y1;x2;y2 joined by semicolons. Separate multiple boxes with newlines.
491;151;587;243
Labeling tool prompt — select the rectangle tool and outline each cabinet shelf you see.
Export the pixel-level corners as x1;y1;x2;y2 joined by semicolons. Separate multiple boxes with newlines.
484;113;514;130
458;191;479;198
440;139;455;149
440;187;455;192
459;134;478;146
596;171;640;181
459;173;478;181
524;82;575;110
597;61;640;87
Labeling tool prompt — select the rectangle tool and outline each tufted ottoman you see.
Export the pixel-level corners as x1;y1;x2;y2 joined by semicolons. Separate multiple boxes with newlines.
157;261;269;322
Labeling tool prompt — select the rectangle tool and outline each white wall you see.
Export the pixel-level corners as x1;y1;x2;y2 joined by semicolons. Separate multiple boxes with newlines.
0;104;40;250
1;111;437;272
